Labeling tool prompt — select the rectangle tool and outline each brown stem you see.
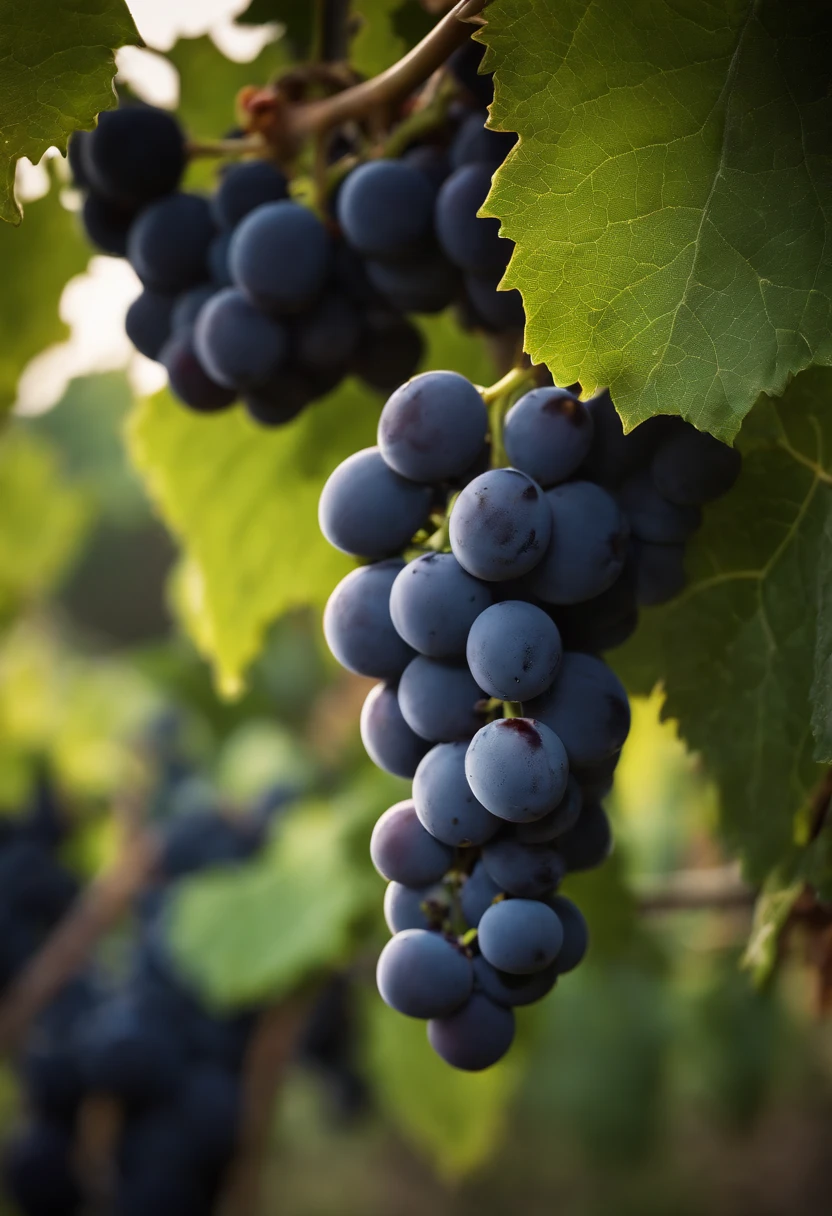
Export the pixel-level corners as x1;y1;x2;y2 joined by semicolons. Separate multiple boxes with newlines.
287;0;487;140
220;999;310;1216
0;832;160;1054
636;864;755;914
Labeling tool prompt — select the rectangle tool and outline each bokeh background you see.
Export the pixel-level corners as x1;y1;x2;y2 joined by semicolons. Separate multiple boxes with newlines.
2;2;832;1212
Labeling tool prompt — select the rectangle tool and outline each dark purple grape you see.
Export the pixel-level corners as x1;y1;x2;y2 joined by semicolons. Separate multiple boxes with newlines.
478;898;564;974
413;742;499;847
481;837;565;899
360;683;430;778
377;930;472;1018
503;387;594;487
389;552;492;659
466;600;562;701
450;467;551;581
428;993;514;1070
370;800;454;886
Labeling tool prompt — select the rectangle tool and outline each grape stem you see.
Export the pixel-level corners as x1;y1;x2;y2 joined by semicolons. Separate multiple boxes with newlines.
286;0;488;139
187;136;269;159
480;364;536;467
502;701;523;718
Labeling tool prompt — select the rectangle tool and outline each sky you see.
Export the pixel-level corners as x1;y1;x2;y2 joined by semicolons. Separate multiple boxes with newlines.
14;0;279;417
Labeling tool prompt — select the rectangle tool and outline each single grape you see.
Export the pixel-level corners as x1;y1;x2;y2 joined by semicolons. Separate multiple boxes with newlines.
230;201;332;314
527;481;630;605
618;471;701;543
377;930;472;1018
472;954;558;1008
81;105;185;207
208;230;233;286
413;742;499;848
323;560;415;680
159;330;236;413
651;425;742;505
449;468;551;581
366;253;461;315
397;656;486;742
466;717;568;823
337;160;435;259
436;163;511;275
243;366;316;428
370;800;454;886
556;800;613;871
553;556;639;653
383;881;448;934
170;284;216;332
125;290;175;361
193;287;287;391
464;273;525;331
460;861;504;928
81;192;136;256
67;130;91;188
295;290;361;372
572;751;620;800
515;774;582;843
450;111;517;169
378;370;488;484
318;447;432;559
212;160;289;229
352;310;425;394
448;39;494;108
481;837;565;898
128;193;215;294
526;651;630;767
428;993;514;1070
478;898;563;974
389;552;492;658
360;683;430;778
633;539;687;605
503;387;594;487
545;894;589;972
466;600;562;701
402;144;451;192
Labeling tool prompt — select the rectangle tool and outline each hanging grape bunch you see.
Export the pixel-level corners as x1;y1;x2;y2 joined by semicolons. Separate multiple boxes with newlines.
68;41;523;426
319;363;740;1071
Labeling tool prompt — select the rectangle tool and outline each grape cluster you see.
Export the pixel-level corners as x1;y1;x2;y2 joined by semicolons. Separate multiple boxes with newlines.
68;46;522;427
318;367;741;1070
3;800;269;1216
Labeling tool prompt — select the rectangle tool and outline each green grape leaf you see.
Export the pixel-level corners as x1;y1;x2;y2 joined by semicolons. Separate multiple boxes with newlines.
350;0;428;77
479;0;832;441
0;427;91;620
365;995;526;1180
127;314;493;696
167;769;404;1007
0;0;140;223
613;366;832;888
0;180;89;417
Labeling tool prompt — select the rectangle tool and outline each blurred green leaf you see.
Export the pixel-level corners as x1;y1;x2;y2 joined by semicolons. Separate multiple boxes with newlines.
0;0;139;223
350;0;408;77
615;367;832;887
365;994;525;1181
236;0;314;58
128;315;492;696
128;380;377;697
479;0;832;441
0;181;89;416
743;872;806;986
168;768;402;1007
168;32;289;172
0;427;91;619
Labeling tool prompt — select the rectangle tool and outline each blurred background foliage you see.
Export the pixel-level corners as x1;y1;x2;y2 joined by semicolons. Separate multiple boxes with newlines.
0;3;830;1214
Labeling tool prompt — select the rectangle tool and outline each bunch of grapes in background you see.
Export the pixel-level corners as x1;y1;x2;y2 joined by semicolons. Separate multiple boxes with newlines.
67;43;524;427
318;362;740;1070
2;754;367;1216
